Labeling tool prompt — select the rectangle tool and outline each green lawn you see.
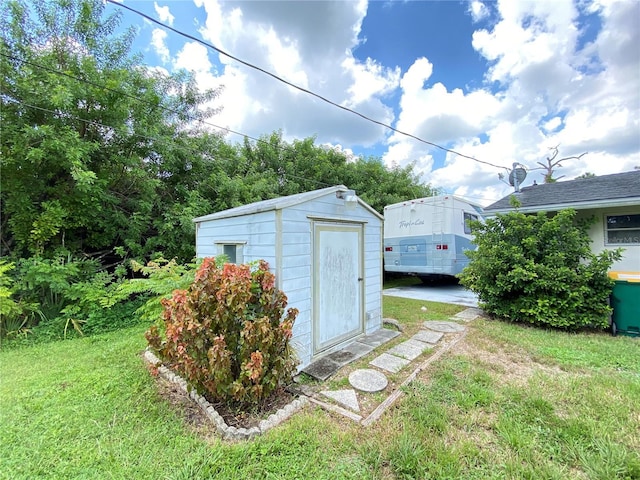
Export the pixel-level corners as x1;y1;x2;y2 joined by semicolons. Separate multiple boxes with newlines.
1;299;639;479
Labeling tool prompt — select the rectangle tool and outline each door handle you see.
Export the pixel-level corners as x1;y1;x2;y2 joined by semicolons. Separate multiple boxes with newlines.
358;277;363;281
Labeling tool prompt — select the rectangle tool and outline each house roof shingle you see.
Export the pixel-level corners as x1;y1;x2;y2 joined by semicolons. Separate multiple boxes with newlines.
484;170;640;213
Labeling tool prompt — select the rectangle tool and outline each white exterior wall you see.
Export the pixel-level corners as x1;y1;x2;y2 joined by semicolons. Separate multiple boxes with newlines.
576;207;640;272
195;210;277;265
194;192;383;370
279;205;314;367
384;196;480;239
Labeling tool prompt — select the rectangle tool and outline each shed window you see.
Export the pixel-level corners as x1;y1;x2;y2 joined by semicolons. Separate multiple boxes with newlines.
223;245;238;263
215;242;245;264
606;214;640;245
464;212;479;235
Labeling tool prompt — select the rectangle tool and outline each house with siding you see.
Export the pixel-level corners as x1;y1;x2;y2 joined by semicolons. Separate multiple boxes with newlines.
192;186;384;370
484;170;640;272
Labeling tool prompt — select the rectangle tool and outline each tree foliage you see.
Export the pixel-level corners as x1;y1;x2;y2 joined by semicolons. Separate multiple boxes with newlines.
1;1;433;265
1;0;220;260
459;209;622;330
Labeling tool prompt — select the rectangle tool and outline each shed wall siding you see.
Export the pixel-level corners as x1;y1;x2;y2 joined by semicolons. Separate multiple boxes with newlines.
196;210;277;264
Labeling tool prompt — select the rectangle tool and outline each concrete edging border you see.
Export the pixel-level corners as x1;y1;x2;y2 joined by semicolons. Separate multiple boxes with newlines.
143;349;308;441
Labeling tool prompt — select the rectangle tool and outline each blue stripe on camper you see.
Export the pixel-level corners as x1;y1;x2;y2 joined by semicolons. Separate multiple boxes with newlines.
384;234;476;276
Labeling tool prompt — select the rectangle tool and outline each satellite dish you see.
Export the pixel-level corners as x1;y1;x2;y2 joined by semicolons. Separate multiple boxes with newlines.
508;166;527;187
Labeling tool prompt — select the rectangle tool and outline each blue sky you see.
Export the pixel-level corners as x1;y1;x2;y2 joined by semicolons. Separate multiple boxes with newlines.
109;0;639;205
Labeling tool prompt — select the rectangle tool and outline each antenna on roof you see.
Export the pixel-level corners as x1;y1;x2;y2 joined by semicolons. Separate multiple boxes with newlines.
508;163;527;192
498;163;528;193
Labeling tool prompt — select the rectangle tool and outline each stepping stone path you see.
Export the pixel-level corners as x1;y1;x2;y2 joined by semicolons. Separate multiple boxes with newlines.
321;389;360;412
412;330;444;344
369;353;409;374
422;320;466;333
371;320;466;373
386;338;432;361
302;329;400;381
308;311;474;414
451;307;483;322
348;369;388;392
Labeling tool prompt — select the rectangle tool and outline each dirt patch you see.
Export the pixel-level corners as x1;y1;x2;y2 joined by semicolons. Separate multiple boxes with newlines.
451;334;566;385
156;376;211;430
152;369;296;433
208;387;296;429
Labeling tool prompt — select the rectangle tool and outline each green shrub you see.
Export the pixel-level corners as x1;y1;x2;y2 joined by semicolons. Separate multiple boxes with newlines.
146;258;299;409
106;257;200;324
0;261;33;343
459;209;622;330
13;255;105;324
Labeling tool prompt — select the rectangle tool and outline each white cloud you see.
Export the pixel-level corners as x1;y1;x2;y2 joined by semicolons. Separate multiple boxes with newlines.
342;56;400;107
150;29;170;64
150;0;638;204
154;2;174;26
190;0;392;146
384;0;639;204
391;58;502;145
174;41;212;74
468;1;489;23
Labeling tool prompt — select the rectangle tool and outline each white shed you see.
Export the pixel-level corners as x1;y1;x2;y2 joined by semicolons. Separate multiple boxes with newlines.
192;185;384;370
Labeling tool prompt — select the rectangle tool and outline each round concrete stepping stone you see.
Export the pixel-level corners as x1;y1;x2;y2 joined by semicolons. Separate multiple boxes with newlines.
423;320;466;333
348;369;388;392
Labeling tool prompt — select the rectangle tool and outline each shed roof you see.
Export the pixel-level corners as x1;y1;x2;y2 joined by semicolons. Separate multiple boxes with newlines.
193;185;383;222
484;170;640;214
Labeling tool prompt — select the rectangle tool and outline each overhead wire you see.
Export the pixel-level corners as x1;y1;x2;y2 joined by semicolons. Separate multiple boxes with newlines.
106;0;510;172
4;96;338;191
1;52;336;189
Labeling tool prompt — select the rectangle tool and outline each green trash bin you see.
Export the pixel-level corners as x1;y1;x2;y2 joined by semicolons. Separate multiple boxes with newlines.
609;272;640;337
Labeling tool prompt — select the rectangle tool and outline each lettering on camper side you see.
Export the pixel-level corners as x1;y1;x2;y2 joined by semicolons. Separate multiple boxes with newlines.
398;219;425;229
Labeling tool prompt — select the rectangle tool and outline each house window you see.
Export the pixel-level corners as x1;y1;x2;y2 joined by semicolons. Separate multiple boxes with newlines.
606;214;640;245
215;242;245;263
464;212;479;235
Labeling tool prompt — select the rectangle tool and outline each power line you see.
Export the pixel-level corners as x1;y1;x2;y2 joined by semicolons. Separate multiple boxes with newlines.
0;52;333;189
2;52;235;140
1;96;335;190
106;0;509;171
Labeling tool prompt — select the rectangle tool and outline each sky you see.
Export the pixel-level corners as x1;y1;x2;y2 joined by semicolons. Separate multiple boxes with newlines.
108;0;640;206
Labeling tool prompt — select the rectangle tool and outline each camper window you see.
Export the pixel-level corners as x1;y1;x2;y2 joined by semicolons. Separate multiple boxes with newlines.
464;212;478;234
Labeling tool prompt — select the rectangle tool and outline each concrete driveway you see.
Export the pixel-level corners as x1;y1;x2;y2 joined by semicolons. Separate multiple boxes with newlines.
383;283;479;307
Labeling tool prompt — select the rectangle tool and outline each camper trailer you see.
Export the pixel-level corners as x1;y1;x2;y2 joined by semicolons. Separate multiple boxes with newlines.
383;195;484;281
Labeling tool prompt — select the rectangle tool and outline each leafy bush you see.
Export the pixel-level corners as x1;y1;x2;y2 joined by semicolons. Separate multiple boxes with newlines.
12;255;105;324
105;257;200;323
82;296;149;336
146;258;298;409
459;209;622;330
0;261;33;343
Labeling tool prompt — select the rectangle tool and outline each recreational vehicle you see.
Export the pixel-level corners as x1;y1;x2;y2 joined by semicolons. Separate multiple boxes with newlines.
383;195;484;281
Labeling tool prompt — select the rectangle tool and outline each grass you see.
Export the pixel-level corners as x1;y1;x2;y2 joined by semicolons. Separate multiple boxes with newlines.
2;299;639;479
382;274;422;289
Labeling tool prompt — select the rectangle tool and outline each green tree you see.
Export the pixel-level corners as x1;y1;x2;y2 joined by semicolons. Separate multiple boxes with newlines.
0;0;221;260
341;157;436;213
459;208;622;330
235;131;435;213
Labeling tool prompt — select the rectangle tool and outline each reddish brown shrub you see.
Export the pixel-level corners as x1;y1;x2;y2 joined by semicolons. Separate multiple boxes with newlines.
146;258;298;409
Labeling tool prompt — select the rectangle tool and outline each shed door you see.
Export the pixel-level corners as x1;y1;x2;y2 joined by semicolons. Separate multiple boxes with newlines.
313;223;363;354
